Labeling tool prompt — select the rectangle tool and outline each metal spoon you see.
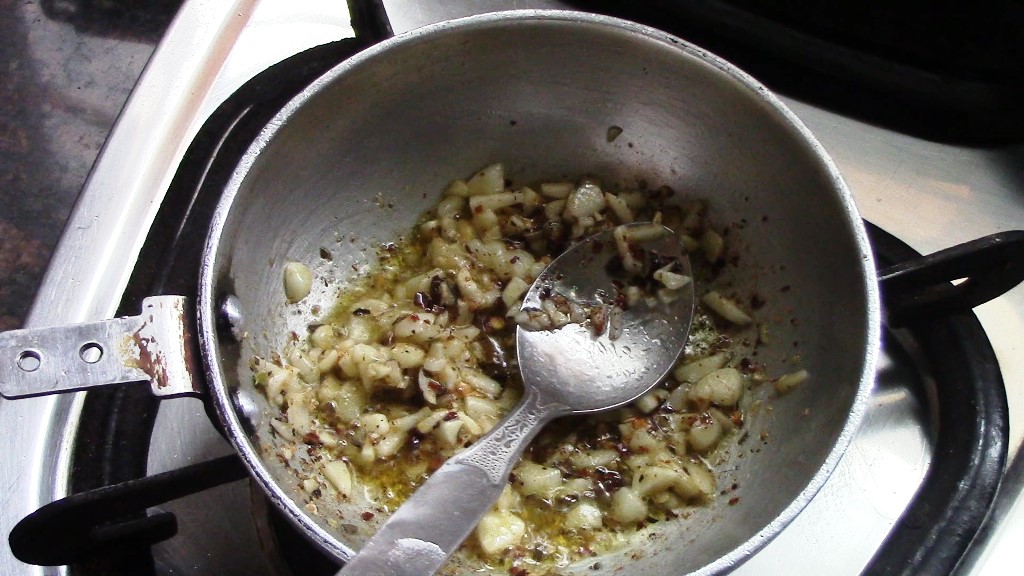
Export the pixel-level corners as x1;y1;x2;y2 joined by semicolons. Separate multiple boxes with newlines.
337;223;695;576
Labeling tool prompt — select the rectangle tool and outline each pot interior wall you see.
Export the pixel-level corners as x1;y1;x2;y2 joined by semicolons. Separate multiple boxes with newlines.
203;12;876;574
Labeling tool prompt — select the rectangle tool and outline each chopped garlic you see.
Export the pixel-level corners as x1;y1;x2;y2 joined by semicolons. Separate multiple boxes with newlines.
702;290;753;325
476;511;526;555
323;460;353;498
283;261;313;303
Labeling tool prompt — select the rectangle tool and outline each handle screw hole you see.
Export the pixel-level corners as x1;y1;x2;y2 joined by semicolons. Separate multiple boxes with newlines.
79;343;103;364
17;350;41;372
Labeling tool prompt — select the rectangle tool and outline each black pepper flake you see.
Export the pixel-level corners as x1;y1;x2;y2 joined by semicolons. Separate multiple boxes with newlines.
361;511;375;521
429;275;444;303
413;291;434;310
594;466;624;493
739;357;763;373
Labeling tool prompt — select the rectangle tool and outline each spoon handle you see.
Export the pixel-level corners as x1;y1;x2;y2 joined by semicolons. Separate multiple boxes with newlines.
337;388;563;576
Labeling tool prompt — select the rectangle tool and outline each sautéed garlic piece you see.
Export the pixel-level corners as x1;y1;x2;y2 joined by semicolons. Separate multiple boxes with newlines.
253;163;806;572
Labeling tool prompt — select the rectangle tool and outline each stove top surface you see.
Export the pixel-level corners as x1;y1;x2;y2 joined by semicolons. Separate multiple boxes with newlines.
2;2;1023;575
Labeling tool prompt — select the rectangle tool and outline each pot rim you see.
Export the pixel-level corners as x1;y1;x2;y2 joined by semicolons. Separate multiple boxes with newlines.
197;8;881;573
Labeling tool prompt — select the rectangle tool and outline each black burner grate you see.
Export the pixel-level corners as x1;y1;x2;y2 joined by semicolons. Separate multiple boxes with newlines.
577;0;1024;145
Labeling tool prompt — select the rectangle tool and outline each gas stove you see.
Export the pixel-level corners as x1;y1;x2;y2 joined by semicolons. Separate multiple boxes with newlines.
2;1;1023;575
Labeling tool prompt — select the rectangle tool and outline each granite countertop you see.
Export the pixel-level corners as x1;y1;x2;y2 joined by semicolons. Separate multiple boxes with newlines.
0;0;178;331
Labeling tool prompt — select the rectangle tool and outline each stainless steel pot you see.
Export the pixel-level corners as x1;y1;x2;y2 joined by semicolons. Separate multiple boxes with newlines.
200;10;880;574
6;9;1018;575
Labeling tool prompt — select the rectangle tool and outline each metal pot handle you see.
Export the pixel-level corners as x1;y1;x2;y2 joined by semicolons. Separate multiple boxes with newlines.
878;231;1024;326
0;296;200;400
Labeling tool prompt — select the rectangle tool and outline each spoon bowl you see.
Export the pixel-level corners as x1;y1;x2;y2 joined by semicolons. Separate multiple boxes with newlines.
517;222;696;413
338;223;695;576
